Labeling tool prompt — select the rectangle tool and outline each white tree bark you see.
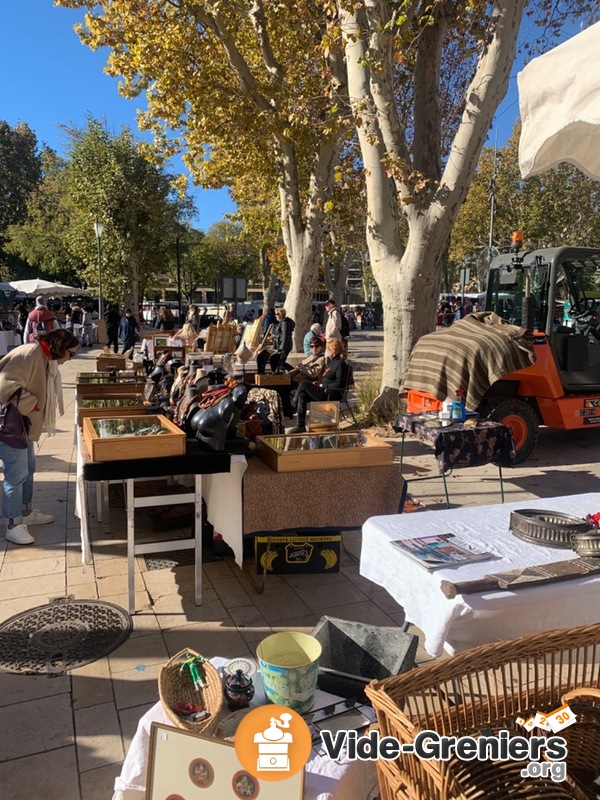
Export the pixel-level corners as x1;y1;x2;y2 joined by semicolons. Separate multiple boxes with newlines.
340;0;525;407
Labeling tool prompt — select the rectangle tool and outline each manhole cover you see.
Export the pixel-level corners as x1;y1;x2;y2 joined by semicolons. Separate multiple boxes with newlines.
0;597;133;675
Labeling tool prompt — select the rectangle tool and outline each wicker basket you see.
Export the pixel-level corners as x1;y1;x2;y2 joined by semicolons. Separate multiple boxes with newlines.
365;622;600;800
158;648;224;733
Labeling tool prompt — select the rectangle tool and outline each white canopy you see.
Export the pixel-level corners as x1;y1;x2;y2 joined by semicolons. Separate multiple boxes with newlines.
9;279;91;298
518;21;600;180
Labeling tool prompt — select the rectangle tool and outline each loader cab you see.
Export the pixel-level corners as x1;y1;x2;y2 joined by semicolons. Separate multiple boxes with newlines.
486;247;600;392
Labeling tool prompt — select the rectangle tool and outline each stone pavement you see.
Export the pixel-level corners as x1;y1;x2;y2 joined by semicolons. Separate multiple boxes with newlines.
1;333;599;800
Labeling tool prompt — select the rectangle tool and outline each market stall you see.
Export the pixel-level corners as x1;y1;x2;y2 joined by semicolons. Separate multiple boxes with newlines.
361;492;600;657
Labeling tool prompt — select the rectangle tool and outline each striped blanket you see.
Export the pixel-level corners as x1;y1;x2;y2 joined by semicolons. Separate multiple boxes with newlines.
401;312;536;410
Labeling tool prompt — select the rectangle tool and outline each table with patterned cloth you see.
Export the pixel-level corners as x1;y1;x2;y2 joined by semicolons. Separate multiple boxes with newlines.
393;413;515;474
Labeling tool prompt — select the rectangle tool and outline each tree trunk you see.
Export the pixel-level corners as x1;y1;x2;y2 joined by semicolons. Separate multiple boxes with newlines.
259;245;282;312
278;138;341;350
340;0;525;413
283;236;320;351
372;218;446;410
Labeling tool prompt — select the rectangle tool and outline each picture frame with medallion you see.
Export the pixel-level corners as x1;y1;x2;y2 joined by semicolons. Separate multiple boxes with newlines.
146;723;303;800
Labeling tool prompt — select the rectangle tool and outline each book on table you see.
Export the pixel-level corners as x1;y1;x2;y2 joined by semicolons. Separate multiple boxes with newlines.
390;533;494;571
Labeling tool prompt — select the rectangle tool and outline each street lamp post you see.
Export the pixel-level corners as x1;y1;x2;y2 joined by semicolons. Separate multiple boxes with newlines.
93;221;105;320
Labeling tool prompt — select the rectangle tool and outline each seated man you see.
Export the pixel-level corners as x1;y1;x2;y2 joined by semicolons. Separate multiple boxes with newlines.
290;340;349;433
289;337;326;385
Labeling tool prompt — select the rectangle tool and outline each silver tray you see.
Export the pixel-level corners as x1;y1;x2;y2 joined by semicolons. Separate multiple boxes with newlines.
510;509;594;548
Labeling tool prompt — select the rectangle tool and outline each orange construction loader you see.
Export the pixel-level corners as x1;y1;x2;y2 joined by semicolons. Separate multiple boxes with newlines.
407;244;600;463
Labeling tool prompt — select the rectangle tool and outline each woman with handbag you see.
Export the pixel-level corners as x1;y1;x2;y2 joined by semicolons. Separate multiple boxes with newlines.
0;328;79;545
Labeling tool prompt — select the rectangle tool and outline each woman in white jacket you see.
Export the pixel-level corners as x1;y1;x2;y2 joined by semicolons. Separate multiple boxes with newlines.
0;328;79;545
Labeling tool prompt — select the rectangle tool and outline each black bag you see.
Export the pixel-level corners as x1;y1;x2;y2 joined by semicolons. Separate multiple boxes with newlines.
341;314;351;338
0;389;29;449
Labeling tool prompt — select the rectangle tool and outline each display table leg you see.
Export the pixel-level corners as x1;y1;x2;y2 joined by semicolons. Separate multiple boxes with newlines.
125;476;203;614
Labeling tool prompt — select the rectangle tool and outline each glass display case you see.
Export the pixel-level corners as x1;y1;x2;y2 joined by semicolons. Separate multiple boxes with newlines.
306;401;340;433
256;431;393;472
77;396;147;426
82;414;186;462
76;372;147;398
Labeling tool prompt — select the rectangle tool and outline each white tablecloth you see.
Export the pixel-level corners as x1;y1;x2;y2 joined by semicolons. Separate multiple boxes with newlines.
112;658;378;800
361;492;600;657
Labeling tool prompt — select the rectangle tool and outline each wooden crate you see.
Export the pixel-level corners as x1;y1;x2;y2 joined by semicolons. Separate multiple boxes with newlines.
96;355;127;371
256;431;393;472
254;373;291;386
82;414;185;462
77;401;147;427
77;382;147;398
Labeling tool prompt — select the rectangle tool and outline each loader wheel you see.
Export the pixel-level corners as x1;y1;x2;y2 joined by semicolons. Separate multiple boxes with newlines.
485;398;539;464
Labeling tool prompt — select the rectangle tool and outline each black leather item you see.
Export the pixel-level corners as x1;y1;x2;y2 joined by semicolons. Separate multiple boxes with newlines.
0;389;29;449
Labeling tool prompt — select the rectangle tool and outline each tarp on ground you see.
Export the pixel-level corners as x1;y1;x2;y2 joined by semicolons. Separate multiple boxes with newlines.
8;279;90;297
518;22;600;180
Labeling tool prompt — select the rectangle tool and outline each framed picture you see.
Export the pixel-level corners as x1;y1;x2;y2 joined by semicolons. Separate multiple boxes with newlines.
146;723;303;799
153;336;169;348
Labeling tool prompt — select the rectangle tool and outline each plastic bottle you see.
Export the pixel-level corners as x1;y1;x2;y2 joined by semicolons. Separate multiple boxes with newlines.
440;397;453;426
450;390;466;423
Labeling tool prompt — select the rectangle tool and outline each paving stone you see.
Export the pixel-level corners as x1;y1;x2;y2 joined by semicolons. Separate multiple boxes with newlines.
112;663;162;710
75;700;124;772
0;694;74;760
0;671;70;708
0;746;80;800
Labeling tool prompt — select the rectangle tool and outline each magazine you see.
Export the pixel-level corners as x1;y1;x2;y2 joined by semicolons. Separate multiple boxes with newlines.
390;533;494;571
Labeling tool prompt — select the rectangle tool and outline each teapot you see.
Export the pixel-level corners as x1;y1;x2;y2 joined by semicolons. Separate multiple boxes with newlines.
224;668;255;711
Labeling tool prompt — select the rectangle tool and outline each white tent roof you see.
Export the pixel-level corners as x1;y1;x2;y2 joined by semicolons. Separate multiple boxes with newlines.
518;21;600;180
8;279;91;298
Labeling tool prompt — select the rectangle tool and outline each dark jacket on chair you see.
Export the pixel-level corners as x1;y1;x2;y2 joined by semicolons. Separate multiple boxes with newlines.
321;356;349;397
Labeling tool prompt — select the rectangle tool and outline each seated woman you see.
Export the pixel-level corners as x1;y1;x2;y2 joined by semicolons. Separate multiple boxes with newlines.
303;323;323;355
171;322;200;348
290;340;348;433
289;337;326;385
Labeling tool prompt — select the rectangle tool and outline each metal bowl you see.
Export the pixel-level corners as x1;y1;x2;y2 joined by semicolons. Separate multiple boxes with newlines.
572;532;600;558
510;509;594;548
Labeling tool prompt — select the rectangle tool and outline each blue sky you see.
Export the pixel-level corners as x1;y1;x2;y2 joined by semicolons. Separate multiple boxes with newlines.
1;2;584;227
1;0;236;232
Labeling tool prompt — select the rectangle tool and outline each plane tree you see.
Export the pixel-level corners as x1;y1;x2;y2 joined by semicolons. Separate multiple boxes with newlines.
57;0;353;344
0;121;43;272
335;0;596;408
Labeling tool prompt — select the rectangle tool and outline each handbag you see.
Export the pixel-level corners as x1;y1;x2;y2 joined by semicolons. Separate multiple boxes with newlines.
0;389;29;449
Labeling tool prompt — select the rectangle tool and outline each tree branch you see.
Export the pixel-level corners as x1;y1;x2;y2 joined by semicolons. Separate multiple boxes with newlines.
440;0;525;212
184;1;275;115
248;0;284;83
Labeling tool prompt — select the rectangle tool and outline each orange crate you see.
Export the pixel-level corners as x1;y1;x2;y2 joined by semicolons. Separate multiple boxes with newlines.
406;389;442;413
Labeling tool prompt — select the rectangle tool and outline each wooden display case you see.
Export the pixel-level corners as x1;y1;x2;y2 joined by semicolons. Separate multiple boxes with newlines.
96;355;126;372
253;372;291;386
82;415;186;462
256;431;393;472
76;374;147;398
77;397;147;427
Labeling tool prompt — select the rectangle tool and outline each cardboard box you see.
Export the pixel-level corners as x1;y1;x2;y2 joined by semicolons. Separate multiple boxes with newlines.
255;533;341;574
82;414;185;462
